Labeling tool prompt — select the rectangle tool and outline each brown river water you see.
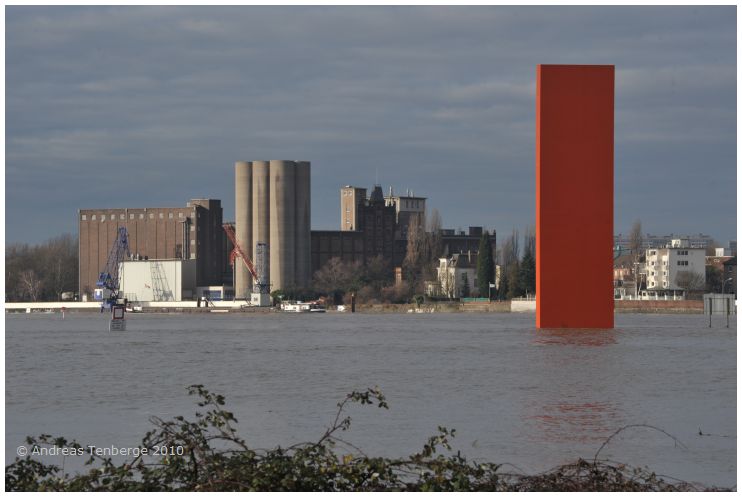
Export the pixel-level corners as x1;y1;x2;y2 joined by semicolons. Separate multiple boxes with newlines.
5;312;736;487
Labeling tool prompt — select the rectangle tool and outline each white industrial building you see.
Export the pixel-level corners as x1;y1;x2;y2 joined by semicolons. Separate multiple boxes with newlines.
119;259;197;302
645;239;706;291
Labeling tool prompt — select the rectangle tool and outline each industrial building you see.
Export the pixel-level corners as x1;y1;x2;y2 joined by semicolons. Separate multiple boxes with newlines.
78;162;494;302
439;227;493;257
316;185;400;270
340;185;427;239
234;160;311;297
119;259;197;302
312;184;495;277
384;188;427;239
78;199;225;299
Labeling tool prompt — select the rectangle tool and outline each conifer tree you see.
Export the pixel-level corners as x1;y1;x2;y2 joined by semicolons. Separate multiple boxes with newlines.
476;232;495;298
519;245;536;297
506;260;522;299
498;270;509;300
461;272;470;298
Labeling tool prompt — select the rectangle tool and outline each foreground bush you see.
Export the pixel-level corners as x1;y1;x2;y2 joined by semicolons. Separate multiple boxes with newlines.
5;386;725;491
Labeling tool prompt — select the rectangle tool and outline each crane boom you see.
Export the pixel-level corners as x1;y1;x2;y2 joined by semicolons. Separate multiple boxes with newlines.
222;224;259;281
96;227;130;308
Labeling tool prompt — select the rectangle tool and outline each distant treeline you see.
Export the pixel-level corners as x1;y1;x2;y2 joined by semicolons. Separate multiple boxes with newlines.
5;234;78;302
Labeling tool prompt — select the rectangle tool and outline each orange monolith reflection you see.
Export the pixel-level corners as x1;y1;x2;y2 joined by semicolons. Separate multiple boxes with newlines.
536;65;614;329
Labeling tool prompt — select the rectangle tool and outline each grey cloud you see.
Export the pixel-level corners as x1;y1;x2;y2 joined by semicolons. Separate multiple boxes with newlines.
5;6;736;246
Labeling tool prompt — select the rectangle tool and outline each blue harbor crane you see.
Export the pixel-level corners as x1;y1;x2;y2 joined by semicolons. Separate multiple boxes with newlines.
95;227;131;310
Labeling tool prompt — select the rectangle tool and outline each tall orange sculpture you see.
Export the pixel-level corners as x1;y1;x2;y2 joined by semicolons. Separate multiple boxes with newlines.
536;65;614;329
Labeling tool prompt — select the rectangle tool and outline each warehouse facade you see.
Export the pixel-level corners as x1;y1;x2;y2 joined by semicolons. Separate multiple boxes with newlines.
313;185;401;270
78;199;224;299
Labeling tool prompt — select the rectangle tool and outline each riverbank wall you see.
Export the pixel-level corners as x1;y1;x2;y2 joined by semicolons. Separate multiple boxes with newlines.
614;300;704;313
6;300;710;314
357;300;705;314
4;301;274;314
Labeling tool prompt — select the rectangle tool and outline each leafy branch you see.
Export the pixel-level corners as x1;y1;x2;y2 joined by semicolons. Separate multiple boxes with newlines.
5;386;728;492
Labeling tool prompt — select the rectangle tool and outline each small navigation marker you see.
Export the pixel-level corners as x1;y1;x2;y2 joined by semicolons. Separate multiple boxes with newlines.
110;303;126;332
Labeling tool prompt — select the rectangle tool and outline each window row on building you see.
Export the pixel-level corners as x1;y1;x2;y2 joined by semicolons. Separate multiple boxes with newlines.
81;211;192;221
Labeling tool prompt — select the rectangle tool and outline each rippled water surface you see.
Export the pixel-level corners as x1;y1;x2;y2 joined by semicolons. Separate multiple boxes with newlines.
5;312;736;487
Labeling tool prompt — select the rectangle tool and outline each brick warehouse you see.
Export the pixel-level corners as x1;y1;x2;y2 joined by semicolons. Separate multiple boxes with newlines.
78;199;225;298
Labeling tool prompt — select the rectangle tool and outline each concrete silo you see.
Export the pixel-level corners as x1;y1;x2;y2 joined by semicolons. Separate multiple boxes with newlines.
252;160;271;287
295;161;311;288
234;161;252;298
269;160;296;291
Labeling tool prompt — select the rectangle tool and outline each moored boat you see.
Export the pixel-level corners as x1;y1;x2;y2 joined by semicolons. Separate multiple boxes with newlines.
280;301;326;313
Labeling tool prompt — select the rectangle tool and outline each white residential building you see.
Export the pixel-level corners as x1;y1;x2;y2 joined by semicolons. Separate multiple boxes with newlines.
645;239;706;291
430;252;478;299
614;232;714;251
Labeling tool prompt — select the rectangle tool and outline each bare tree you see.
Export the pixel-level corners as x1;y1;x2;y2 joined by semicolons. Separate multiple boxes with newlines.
313;257;362;304
427;209;443;261
523;226;535;259
404;214;424;269
706;266;723;293
403;214;431;292
627;220;644;294
676;270;706;299
444;268;456;299
629;220;643;256
380;281;412;303
509;228;520;267
19;270;42;302
6;233;78;302
43;234;77;299
500;229;520;268
363;255;392;293
6;243;31;301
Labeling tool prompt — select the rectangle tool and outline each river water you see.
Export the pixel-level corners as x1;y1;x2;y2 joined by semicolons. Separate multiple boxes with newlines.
5;312;736;487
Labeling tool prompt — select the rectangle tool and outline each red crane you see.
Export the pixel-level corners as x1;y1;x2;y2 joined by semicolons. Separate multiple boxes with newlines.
222;224;259;282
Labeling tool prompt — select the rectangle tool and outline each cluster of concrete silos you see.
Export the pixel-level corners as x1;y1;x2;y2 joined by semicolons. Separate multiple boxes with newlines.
234;160;311;298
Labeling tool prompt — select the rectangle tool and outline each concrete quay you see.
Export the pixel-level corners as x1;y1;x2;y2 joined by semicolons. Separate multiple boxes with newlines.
6;299;709;315
5;301;273;313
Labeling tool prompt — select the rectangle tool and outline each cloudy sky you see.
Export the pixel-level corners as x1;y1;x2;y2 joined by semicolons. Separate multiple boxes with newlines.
5;6;737;246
